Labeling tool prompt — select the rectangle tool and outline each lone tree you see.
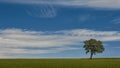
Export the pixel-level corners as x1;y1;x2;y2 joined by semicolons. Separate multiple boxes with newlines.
83;39;105;59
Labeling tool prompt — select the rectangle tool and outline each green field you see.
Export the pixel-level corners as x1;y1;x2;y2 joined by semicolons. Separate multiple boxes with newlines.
0;58;119;68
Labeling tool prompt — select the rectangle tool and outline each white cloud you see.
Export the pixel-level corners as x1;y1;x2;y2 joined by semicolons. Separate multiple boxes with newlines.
0;28;120;58
1;0;120;9
0;46;79;58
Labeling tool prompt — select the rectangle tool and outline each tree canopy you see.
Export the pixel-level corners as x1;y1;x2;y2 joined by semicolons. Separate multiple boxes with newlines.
83;39;105;59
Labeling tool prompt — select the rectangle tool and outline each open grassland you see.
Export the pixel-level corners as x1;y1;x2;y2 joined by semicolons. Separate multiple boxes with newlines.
0;58;119;68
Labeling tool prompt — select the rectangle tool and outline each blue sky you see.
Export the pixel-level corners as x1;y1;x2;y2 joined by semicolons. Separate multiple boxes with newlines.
0;0;120;58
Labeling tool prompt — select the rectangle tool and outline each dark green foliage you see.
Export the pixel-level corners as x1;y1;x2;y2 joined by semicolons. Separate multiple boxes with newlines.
0;59;119;68
83;39;105;59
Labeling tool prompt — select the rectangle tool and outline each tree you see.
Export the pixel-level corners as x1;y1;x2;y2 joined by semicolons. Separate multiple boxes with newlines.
83;39;105;59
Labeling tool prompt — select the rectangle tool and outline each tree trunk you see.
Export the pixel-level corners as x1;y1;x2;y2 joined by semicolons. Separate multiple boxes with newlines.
90;52;93;59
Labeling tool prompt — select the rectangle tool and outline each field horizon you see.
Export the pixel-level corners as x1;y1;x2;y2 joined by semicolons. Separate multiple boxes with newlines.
0;58;119;68
0;57;120;59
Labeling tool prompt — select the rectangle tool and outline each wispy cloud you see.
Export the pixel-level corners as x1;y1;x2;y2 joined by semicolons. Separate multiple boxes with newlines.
78;14;91;23
25;4;57;18
1;0;119;18
0;28;120;58
1;0;120;9
113;47;120;48
111;18;120;24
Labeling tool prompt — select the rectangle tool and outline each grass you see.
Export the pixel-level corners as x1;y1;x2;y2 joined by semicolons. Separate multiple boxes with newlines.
0;58;119;68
